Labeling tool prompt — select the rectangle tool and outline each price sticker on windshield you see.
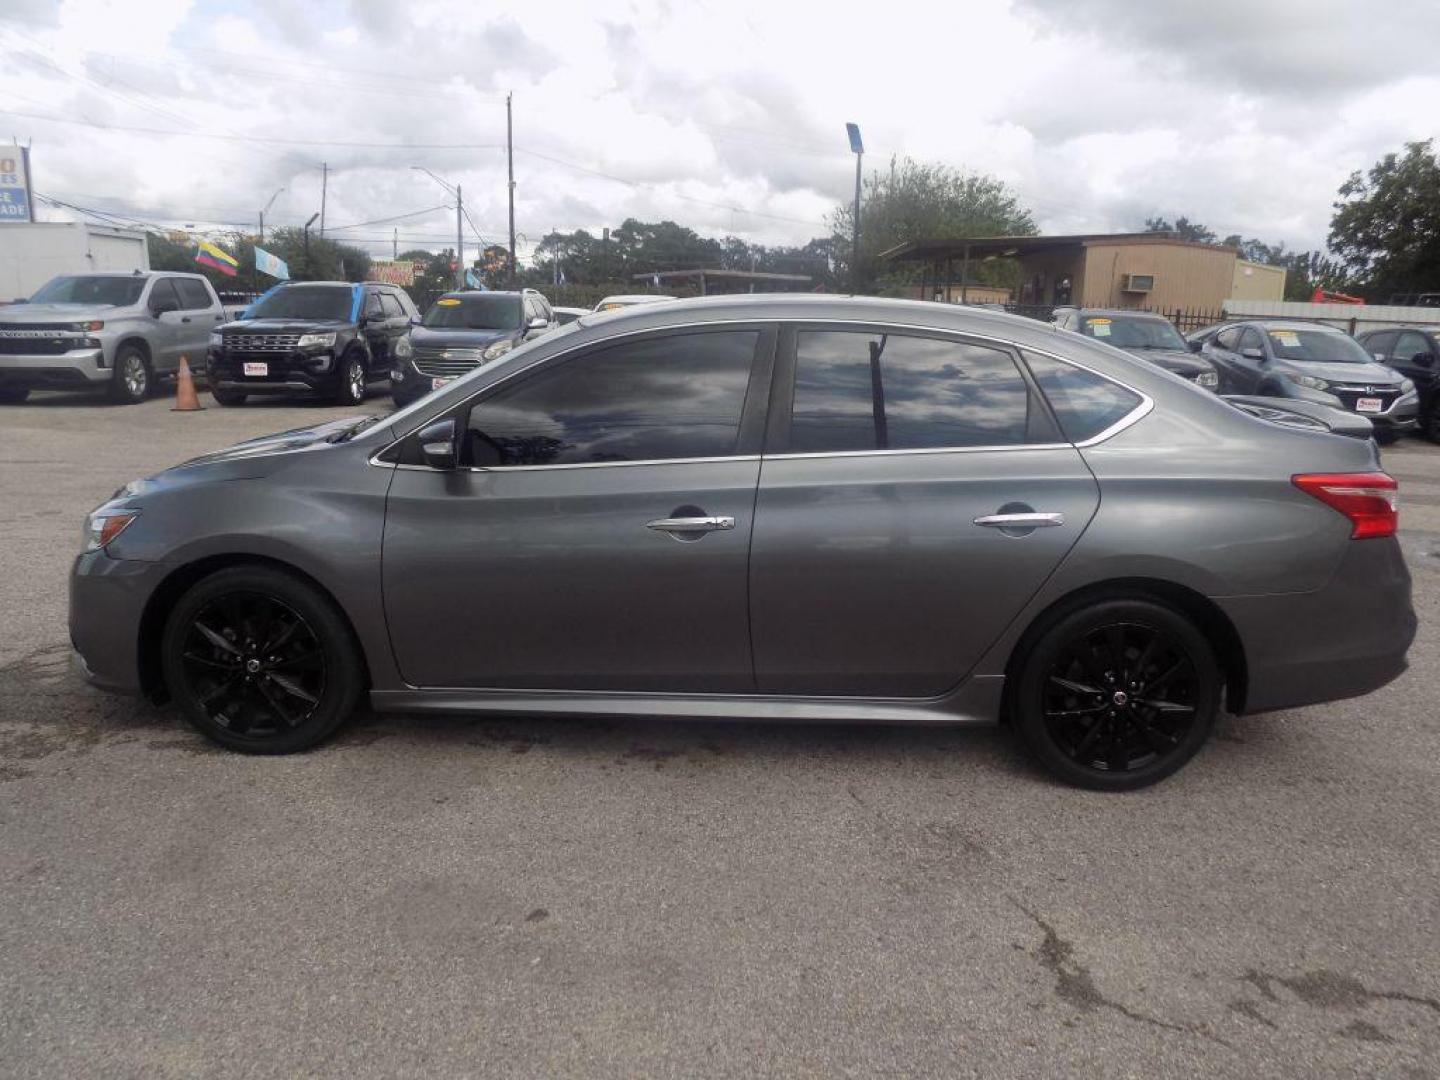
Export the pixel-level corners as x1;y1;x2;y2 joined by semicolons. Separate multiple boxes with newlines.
436;298;461;306
1088;318;1112;337
1270;331;1301;347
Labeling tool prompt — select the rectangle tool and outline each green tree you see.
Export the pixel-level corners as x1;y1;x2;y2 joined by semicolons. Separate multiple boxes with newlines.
831;156;1036;292
1144;216;1217;244
1329;140;1440;300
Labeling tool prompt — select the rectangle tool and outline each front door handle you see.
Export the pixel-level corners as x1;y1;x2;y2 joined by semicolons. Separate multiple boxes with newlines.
973;512;1065;528
645;515;735;534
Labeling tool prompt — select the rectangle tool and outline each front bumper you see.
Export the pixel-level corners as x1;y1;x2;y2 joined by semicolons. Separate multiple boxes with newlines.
1367;391;1420;432
69;552;168;694
207;348;341;395
1219;536;1416;714
0;348;108;386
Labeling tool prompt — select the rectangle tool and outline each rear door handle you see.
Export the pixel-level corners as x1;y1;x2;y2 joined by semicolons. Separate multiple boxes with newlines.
973;512;1065;528
646;516;735;534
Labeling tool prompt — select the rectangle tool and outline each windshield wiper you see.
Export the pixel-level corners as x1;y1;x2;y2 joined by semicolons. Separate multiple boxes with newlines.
328;412;390;443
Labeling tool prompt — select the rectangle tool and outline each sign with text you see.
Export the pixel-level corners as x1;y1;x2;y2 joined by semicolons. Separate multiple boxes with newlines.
0;147;34;223
367;259;416;286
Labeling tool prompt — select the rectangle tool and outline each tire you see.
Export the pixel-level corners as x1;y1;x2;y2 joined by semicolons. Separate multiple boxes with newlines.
1012;596;1220;791
211;386;247;407
333;353;367;406
0;385;29;404
109;345;152;404
1424;401;1440;444
160;565;363;754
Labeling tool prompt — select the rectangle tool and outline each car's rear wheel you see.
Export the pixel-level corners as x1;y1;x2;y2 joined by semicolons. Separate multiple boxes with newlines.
1013;597;1220;790
161;566;362;753
109;345;151;404
0;385;29;404
211;386;247;407
333;353;366;406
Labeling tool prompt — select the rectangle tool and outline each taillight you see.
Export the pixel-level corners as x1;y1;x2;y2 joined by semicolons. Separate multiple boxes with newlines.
1292;472;1398;539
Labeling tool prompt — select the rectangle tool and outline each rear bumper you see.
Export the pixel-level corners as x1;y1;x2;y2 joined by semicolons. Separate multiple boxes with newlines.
69;553;167;694
0;349;108;385
1219;536;1416;714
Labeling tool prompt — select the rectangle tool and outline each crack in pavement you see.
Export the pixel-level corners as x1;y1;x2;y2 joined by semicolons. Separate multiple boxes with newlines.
1242;969;1440;1016
1012;899;1232;1049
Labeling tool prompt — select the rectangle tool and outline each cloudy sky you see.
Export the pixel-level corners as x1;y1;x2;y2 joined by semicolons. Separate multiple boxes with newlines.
5;0;1438;263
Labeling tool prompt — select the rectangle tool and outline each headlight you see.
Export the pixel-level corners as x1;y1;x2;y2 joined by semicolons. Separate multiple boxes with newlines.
208;331;223;347
83;508;139;552
74;320;104;332
1194;370;1219;388
1400;378;1415;395
297;331;337;348
482;339;514;361
1288;373;1329;391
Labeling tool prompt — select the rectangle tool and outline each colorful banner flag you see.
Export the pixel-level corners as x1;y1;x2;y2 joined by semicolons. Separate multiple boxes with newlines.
254;246;289;281
195;239;238;277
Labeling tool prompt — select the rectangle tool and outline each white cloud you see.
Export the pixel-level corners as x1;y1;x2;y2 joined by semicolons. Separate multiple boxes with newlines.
3;0;1437;263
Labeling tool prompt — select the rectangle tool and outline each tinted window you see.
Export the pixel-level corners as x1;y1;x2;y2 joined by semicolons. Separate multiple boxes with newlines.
464;330;758;467
247;285;354;321
424;293;521;330
789;331;1031;453
379;292;405;318
364;291;384;317
174;278;213;310
1239;327;1266;353
28;275;146;306
1361;331;1395;358
149;278;181;312
1394;331;1430;361
1024;351;1143;443
1214;327;1241;351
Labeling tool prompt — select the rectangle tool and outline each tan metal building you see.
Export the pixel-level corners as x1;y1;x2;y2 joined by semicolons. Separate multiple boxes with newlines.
882;233;1271;313
1230;258;1287;302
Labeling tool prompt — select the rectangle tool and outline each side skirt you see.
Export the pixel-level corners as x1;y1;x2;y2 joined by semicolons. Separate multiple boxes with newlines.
369;675;1005;727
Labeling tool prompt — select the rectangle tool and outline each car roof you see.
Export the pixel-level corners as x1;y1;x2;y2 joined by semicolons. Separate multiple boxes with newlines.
1075;308;1170;320
1358;324;1439;335
596;294;677;304
1253;320;1346;332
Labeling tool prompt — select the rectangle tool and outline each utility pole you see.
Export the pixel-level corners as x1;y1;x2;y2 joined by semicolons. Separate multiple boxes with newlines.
602;227;610;282
456;184;465;290
506;92;517;287
319;162;328;237
303;212;319;279
393;227;398;259
846;123;864;294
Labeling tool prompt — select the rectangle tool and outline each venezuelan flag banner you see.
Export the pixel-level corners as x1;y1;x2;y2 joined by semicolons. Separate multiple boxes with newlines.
195;239;239;277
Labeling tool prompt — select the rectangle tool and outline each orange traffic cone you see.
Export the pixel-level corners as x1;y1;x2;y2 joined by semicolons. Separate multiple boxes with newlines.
172;355;204;412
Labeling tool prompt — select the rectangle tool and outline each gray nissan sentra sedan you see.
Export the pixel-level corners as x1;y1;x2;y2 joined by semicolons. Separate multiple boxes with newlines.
70;295;1416;790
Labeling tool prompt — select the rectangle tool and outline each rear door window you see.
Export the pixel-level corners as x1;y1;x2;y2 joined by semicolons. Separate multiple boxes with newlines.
786;330;1034;453
1394;331;1430;363
1023;351;1143;443
1214;327;1241;351
174;278;213;310
380;292;405;319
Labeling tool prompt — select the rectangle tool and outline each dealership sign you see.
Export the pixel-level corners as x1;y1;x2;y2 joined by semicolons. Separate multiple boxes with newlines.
367;259;416;286
0;147;35;223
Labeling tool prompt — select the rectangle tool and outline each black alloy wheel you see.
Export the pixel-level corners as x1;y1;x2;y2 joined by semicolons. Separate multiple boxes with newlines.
162;566;361;753
1015;598;1219;790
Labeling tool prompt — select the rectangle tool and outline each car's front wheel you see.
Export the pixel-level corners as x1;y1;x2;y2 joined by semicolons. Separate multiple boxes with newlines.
1012;596;1220;790
161;565;363;753
109;345;151;404
333;353;367;406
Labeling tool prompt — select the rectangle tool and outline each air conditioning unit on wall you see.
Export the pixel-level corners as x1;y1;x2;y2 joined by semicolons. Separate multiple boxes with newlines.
1121;274;1155;293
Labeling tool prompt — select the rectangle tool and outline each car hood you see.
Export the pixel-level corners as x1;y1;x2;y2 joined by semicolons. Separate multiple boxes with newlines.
0;302;131;321
1284;361;1405;386
409;325;514;348
221;318;352;333
1118;346;1212;376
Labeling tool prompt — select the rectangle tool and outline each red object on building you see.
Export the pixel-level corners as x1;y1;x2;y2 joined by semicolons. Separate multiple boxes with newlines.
1310;286;1366;305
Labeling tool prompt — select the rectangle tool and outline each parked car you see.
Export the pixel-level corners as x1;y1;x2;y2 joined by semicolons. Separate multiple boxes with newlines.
1185;323;1233;352
1055;308;1220;389
391;289;557;407
1202;321;1418;439
593;294;676;312
552;306;589;325
0;271;224;404
1356;326;1440;441
206;281;417;406
71;295;1415;790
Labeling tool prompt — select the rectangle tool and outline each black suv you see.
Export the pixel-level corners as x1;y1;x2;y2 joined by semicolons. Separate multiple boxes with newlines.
1357;325;1440;440
207;281;418;406
1054;308;1221;390
390;289;557;406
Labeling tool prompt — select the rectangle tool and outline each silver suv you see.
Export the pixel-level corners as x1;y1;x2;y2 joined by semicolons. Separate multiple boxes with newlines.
0;271;224;404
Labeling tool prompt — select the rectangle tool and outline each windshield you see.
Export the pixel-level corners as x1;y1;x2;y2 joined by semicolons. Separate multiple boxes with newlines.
246;285;354;321
1079;315;1187;350
29;276;146;307
422;294;521;330
1265;327;1371;364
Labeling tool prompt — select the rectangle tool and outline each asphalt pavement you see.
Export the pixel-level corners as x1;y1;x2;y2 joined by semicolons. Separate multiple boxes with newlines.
2;388;1439;1078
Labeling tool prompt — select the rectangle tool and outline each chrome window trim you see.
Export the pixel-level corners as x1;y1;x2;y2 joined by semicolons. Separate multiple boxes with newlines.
369;316;1154;470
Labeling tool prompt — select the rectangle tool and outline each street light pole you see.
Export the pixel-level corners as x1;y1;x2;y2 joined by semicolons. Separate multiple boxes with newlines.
258;186;284;245
302;211;319;279
507;92;517;288
846;123;864;294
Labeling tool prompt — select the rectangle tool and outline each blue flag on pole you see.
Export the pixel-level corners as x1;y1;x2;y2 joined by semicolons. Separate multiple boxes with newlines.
254;246;290;280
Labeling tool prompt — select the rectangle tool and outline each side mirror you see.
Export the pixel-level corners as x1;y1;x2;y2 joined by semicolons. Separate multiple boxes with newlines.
1241;346;1266;361
1188;339;1203;353
527;316;548;331
1373;352;1387;362
417;418;457;470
